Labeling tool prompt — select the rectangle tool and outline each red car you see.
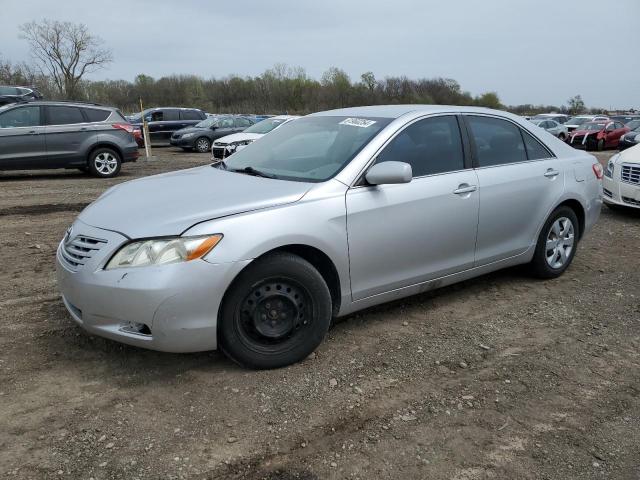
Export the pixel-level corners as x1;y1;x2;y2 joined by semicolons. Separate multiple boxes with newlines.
568;120;630;151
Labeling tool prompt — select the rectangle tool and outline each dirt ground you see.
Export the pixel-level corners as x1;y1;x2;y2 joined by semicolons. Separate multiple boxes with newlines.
0;148;638;480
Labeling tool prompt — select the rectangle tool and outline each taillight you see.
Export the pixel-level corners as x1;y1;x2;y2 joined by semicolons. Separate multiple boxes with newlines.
112;123;134;134
592;163;603;179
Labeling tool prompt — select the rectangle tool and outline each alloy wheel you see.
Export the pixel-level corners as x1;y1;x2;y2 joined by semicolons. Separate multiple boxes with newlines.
196;138;210;153
545;217;575;269
94;152;118;175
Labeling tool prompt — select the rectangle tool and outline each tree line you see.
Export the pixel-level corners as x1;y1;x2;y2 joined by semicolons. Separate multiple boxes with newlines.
1;20;605;116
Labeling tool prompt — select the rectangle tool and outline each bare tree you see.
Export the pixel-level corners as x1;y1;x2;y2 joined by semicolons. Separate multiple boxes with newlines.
19;20;112;99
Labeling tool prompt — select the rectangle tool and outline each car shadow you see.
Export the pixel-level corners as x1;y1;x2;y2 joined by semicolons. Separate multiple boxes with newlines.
0;170;137;182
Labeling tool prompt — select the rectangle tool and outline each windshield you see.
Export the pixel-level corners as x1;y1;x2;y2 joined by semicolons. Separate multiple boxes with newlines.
221;115;392;182
195;117;220;128
244;117;290;135
567;117;591;126
582;122;606;131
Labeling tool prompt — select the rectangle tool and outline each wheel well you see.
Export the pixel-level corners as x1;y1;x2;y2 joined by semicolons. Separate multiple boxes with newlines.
558;199;585;240
262;245;342;316
86;143;123;165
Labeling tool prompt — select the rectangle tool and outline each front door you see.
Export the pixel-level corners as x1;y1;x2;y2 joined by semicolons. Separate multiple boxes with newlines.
346;115;479;301
0;105;47;169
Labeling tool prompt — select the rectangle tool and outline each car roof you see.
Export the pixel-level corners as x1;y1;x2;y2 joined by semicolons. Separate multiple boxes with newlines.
4;100;111;109
311;104;515;119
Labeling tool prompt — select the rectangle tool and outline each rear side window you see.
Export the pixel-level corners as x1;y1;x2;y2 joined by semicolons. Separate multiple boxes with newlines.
0;106;41;128
46;106;85;125
83;108;110;122
376;115;465;177
521;129;552;160
163;109;180;121
180;110;202;120
235;117;252;128
466;116;526;167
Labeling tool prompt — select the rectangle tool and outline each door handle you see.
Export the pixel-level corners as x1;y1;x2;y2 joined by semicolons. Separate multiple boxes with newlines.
453;184;477;195
544;169;560;178
28;130;39;135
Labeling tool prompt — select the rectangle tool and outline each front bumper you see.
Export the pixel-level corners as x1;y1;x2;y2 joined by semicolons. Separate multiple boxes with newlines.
56;220;250;352
602;173;640;209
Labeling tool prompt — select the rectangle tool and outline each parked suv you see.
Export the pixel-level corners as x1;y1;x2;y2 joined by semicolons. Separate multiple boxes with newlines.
0;85;43;106
128;107;206;145
0;101;139;178
170;115;254;153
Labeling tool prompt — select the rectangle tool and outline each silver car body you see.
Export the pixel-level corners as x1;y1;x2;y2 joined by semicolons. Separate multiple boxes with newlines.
56;105;602;353
531;119;569;140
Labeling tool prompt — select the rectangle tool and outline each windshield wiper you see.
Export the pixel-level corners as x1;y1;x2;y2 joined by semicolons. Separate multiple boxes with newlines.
232;166;277;179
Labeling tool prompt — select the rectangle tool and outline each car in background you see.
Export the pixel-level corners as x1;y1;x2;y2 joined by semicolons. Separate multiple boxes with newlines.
565;115;609;132
128;107;206;145
0;101;138;177
211;115;299;159
618;120;640;151
531;113;570;124
170;115;254;153
602;143;640;210
609;114;640;125
0;85;43;106
568;120;629;151
56;105;602;368
530;118;568;140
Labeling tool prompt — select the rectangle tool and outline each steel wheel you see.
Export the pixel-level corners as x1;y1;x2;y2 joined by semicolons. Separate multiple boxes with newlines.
236;279;313;348
195;137;211;153
94;152;118;175
545;217;575;269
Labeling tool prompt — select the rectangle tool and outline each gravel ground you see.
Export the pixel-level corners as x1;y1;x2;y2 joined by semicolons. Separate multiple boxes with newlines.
0;148;639;480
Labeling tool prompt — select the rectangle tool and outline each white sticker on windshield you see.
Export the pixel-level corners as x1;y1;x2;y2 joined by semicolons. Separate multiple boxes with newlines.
339;118;377;128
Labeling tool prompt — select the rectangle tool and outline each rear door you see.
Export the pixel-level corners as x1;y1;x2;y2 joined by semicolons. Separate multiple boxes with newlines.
0;105;46;169
44;105;96;167
465;114;565;265
346;114;479;300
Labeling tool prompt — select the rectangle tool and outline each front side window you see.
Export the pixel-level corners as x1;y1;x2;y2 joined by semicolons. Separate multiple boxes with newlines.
222;115;391;182
0;106;41;128
218;117;234;128
376;115;464;177
46;106;85;125
235;117;252;128
466;116;527;167
0;86;19;95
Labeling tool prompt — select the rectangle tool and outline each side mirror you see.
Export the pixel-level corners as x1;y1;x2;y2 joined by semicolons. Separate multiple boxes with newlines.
210;125;218;130
365;161;412;185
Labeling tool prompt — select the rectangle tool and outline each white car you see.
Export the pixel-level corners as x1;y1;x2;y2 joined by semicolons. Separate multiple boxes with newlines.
211;115;299;159
565;115;609;133
603;143;640;209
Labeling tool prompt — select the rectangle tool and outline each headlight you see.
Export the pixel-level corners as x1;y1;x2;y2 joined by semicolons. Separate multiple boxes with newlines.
232;139;254;147
182;133;196;139
105;234;222;270
605;154;619;178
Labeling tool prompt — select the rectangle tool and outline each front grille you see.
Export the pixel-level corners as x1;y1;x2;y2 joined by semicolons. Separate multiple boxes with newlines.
621;164;640;185
622;196;640;207
60;235;107;270
603;188;613;198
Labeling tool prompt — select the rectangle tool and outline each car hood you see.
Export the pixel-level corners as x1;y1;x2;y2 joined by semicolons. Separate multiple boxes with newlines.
214;132;264;144
79;166;313;238
618;144;640;164
174;126;209;136
571;129;602;136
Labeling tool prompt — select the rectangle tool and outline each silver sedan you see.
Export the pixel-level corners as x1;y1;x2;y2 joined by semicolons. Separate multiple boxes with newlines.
531;118;569;141
57;106;602;369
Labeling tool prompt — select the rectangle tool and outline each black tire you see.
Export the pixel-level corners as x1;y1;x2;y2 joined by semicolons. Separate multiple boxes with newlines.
219;252;332;369
88;148;121;178
558;133;566;141
194;137;211;153
181;147;193;152
597;138;605;151
529;206;580;279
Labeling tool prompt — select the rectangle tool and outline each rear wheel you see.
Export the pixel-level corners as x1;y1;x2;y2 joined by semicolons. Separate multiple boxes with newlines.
219;252;332;369
529;206;579;279
88;148;121;178
195;137;211;153
558;133;566;141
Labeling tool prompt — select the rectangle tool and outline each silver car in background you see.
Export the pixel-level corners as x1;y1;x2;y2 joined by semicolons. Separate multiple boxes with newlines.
531;118;569;141
56;105;602;369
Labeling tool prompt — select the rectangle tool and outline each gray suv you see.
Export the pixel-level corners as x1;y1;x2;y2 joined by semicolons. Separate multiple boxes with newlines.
0;101;139;178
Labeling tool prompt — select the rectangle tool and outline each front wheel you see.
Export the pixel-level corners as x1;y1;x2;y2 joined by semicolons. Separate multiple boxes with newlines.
88;148;121;178
219;252;332;369
597;139;605;151
529;206;579;279
194;137;211;153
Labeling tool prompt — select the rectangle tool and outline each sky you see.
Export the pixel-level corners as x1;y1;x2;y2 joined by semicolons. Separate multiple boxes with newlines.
1;0;639;109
